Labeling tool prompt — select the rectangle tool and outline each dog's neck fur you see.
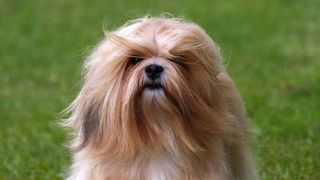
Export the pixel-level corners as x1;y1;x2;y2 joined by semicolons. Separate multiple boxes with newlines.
145;102;186;180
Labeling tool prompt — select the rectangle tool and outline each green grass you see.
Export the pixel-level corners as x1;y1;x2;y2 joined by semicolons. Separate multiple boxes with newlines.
1;0;319;179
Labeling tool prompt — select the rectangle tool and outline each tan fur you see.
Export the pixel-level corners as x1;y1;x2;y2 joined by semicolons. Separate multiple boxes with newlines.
63;16;257;180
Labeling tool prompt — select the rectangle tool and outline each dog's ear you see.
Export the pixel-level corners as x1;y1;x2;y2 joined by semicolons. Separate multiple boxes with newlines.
216;72;246;127
79;103;102;149
63;91;103;150
216;72;256;178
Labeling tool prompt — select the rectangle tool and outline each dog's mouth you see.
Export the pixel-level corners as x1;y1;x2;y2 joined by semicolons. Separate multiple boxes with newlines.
144;82;163;90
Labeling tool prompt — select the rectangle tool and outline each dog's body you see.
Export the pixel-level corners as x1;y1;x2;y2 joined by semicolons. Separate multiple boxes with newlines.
64;17;257;180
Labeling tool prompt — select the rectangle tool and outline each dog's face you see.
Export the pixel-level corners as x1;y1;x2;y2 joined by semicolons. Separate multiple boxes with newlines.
67;18;234;157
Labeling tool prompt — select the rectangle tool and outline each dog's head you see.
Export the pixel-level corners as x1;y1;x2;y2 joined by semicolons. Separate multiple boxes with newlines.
65;17;238;157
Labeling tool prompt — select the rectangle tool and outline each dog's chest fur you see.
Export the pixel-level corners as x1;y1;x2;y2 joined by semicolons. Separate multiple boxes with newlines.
145;114;183;179
147;153;180;180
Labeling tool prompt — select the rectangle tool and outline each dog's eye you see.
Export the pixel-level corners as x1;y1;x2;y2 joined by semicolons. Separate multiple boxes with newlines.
169;56;185;66
129;56;143;65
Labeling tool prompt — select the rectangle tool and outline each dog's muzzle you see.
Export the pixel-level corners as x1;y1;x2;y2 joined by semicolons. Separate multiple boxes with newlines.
144;64;164;90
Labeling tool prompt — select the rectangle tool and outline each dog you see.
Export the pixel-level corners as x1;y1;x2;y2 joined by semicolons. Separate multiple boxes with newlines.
63;16;257;180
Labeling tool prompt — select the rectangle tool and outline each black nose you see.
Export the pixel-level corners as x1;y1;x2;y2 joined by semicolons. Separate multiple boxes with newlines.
145;64;164;80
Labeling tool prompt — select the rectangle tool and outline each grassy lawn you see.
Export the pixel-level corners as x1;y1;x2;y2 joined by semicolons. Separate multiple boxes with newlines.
1;0;319;179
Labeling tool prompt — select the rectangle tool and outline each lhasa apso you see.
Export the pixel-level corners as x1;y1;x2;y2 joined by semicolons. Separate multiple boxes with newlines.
63;16;257;180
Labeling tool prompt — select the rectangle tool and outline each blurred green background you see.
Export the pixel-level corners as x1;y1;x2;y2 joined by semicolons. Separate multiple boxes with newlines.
1;0;319;179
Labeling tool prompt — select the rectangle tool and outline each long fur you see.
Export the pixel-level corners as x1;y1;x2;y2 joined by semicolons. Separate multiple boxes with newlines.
63;16;257;180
